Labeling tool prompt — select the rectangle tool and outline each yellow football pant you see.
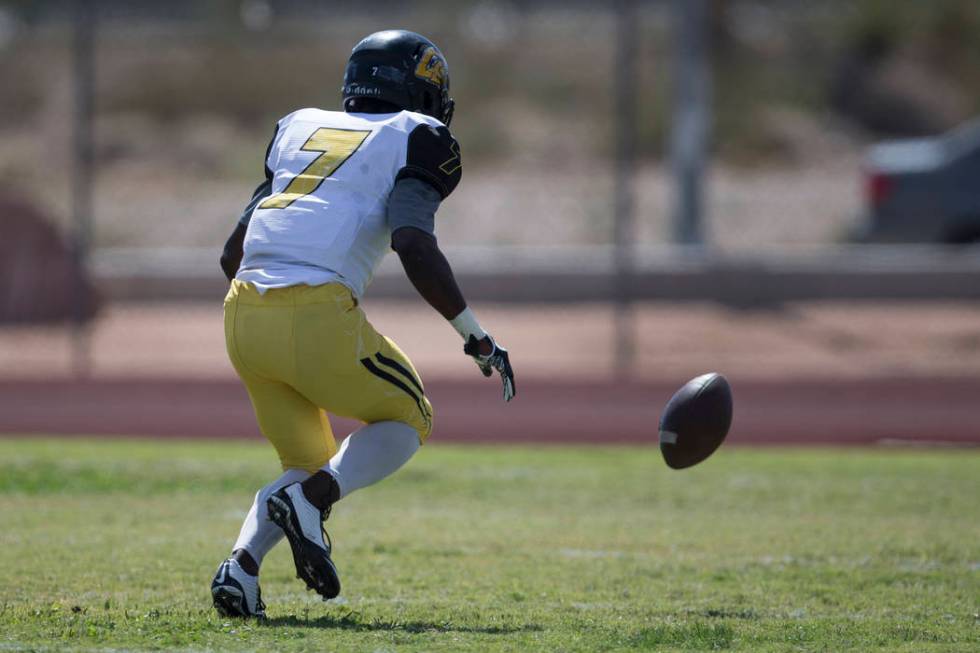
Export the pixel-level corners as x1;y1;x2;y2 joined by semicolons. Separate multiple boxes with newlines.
224;280;433;473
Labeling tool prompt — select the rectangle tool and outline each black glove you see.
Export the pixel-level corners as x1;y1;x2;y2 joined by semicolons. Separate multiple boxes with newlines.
464;334;516;402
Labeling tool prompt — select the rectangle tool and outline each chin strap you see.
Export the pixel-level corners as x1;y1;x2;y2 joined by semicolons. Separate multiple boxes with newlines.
442;98;455;126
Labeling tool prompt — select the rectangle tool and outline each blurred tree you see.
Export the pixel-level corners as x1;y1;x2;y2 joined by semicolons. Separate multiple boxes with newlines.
0;191;99;324
830;0;978;136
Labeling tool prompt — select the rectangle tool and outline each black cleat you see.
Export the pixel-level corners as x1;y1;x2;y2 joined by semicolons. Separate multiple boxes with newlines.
211;558;266;618
266;483;341;600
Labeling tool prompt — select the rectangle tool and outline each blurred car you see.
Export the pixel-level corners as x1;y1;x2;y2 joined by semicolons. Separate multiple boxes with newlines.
855;117;980;244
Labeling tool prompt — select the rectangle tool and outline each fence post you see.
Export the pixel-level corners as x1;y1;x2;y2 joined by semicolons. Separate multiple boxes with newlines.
670;0;711;245
71;0;96;378
613;0;638;379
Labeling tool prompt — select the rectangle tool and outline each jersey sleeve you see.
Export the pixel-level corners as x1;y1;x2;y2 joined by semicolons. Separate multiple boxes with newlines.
387;177;442;238
396;124;462;200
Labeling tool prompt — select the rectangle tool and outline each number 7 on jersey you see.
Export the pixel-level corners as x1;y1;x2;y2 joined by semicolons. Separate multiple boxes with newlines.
259;128;371;210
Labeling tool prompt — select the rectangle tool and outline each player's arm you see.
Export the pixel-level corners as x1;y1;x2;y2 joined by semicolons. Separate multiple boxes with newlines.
220;224;246;282
220;125;278;282
391;223;464;320
390;191;515;402
220;179;270;281
389;125;515;401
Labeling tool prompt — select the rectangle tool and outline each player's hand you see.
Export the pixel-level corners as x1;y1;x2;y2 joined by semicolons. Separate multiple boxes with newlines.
464;334;515;402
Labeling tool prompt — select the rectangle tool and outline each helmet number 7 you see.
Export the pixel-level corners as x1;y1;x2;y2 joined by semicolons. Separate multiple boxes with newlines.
259;128;371;210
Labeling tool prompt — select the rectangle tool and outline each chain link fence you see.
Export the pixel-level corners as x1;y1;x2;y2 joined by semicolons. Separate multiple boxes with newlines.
2;0;979;379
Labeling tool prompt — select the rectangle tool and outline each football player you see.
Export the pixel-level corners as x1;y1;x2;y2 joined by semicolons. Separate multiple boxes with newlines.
210;30;515;618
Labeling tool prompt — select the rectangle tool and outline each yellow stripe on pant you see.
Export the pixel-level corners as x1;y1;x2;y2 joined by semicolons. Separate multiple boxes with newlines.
224;280;433;473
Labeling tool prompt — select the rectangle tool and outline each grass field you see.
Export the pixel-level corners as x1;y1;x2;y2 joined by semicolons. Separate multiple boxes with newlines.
0;438;977;652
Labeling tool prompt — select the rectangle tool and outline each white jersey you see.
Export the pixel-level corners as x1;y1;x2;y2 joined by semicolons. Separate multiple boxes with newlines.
236;107;460;298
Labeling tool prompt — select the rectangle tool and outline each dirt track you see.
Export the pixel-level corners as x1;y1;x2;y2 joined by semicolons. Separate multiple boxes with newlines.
6;301;980;382
2;300;980;446
1;375;977;446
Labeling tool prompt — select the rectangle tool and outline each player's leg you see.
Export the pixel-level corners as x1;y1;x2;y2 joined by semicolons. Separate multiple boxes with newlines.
212;467;309;618
326;420;420;498
289;292;432;514
264;418;421;604
231;468;310;573
234;378;343;601
293;291;434;445
267;422;422;603
297;420;420;515
219;283;341;609
257;286;431;598
211;381;337;615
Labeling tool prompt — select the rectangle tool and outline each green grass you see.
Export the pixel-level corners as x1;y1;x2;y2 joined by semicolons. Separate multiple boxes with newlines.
0;438;977;652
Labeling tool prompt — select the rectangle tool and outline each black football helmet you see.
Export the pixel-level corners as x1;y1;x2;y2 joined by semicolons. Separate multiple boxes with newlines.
342;30;455;126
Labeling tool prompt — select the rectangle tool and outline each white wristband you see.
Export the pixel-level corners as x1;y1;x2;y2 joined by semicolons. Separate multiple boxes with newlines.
449;307;487;342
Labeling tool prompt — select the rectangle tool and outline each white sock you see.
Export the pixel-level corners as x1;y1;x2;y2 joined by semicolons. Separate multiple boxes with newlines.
231;422;419;566
325;421;420;498
232;468;310;567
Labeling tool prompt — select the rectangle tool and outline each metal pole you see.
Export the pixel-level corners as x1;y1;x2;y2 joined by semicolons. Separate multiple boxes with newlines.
670;0;711;245
71;0;96;378
613;0;638;378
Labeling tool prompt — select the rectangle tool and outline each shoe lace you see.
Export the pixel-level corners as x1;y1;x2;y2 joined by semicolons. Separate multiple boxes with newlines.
255;588;266;615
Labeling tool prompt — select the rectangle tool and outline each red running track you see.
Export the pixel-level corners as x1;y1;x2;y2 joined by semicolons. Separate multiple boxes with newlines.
0;376;978;446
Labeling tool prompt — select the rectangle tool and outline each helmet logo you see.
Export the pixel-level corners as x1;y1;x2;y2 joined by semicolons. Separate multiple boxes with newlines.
414;47;446;87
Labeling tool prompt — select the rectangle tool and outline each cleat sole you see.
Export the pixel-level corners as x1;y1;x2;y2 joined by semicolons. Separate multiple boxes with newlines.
212;585;260;619
211;561;266;619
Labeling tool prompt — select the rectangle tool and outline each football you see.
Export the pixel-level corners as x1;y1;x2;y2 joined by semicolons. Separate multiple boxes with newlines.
659;372;733;469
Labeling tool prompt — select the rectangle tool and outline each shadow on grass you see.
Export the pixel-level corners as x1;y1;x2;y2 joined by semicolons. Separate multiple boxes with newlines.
262;611;542;635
